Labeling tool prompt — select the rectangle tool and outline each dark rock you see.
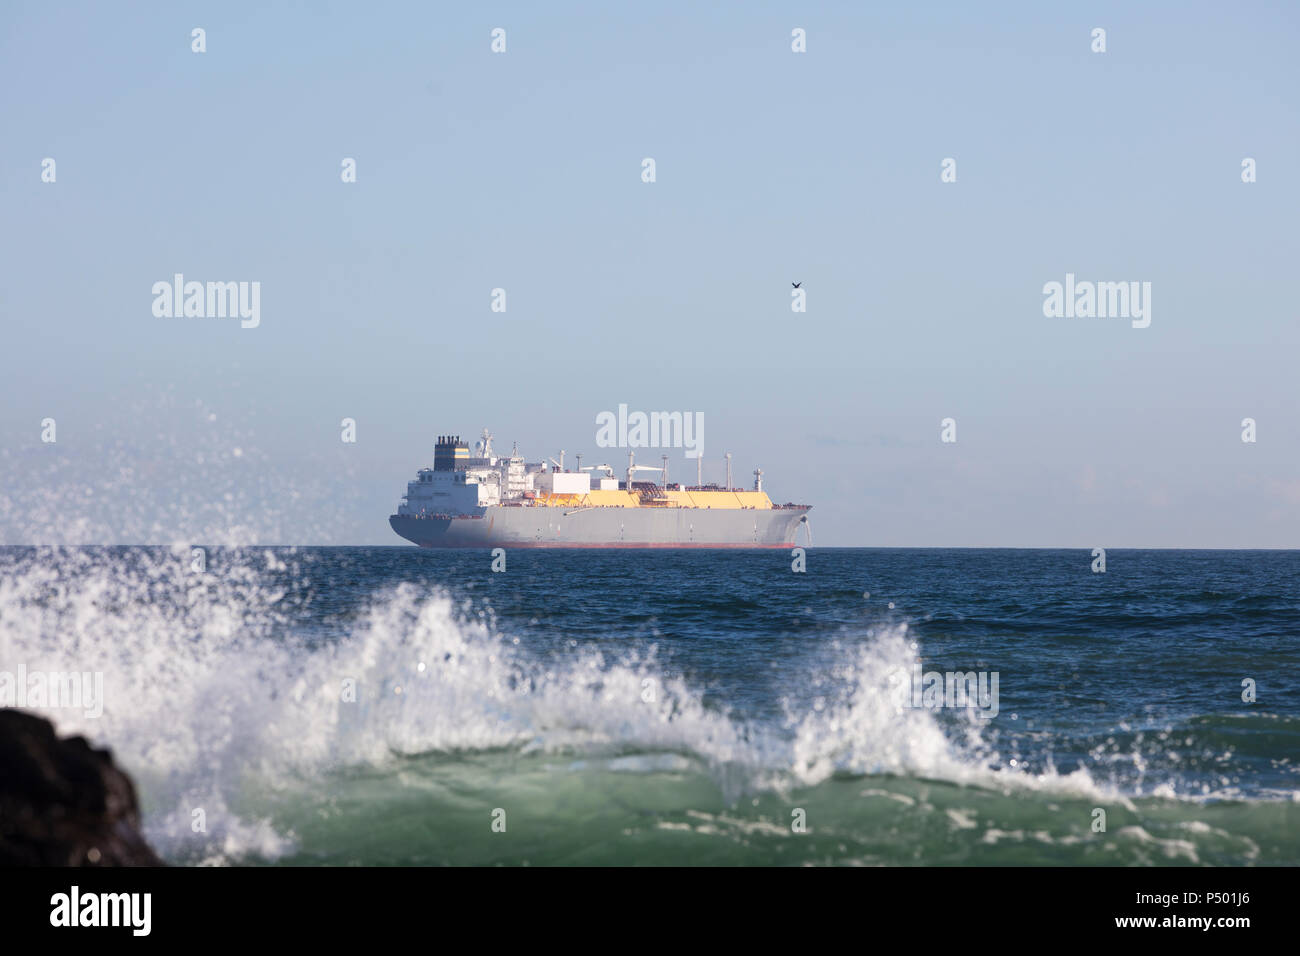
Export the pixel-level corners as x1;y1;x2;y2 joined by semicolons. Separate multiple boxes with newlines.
0;709;163;866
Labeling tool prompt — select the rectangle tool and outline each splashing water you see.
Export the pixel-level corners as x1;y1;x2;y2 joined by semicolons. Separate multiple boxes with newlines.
0;547;1295;865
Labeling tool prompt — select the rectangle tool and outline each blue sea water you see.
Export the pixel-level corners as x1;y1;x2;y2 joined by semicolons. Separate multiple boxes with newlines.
0;546;1296;865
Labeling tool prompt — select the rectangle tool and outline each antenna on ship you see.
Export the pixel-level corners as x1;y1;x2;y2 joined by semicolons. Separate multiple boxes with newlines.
661;454;669;486
725;452;733;491
576;453;582;474
627;449;635;489
753;468;763;492
696;454;702;489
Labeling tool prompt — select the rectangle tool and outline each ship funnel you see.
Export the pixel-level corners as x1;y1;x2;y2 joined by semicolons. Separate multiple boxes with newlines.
434;434;470;471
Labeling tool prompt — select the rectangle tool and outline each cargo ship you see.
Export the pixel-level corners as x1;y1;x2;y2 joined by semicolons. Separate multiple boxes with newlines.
389;430;811;548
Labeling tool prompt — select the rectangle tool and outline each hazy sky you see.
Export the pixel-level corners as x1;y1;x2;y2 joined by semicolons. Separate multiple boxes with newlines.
2;1;1298;546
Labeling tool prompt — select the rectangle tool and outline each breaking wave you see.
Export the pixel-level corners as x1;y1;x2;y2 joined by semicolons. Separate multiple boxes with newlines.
0;547;1293;865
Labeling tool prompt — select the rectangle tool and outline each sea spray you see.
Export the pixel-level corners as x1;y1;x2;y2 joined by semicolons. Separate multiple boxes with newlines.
1;546;1295;865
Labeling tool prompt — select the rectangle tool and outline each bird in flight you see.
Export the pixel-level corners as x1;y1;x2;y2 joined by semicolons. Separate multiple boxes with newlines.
792;282;802;288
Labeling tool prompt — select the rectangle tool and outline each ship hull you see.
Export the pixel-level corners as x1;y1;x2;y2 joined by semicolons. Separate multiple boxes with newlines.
390;506;810;548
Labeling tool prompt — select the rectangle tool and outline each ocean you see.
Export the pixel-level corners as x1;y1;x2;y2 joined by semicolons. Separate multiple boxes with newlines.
1;546;1296;866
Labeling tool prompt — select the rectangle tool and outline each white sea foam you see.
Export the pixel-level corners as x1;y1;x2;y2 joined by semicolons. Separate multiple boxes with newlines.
0;547;1185;864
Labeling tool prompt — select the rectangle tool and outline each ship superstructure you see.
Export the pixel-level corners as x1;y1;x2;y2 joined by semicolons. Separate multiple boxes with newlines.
389;429;811;548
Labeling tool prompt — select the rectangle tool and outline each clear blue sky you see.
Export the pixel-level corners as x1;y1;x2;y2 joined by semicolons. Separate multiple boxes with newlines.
2;1;1298;546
